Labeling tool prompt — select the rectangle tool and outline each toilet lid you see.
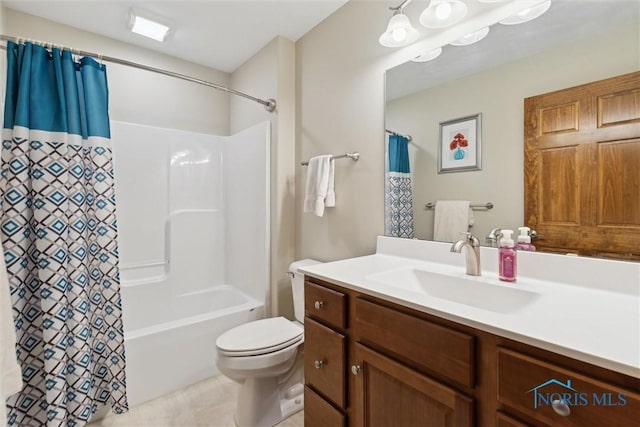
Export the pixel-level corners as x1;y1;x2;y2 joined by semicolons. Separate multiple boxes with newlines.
216;317;303;356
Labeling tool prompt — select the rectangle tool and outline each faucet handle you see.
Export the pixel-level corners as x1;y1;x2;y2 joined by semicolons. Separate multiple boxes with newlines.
459;232;480;246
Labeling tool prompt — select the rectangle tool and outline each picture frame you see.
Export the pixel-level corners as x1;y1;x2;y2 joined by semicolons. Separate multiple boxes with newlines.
438;113;482;173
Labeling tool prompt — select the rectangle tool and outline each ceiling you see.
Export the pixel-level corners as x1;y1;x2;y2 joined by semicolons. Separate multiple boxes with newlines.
4;0;638;81
386;0;640;100
3;0;349;73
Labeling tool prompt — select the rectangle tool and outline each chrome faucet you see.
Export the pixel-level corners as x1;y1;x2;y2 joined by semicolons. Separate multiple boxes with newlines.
450;232;481;276
485;227;502;247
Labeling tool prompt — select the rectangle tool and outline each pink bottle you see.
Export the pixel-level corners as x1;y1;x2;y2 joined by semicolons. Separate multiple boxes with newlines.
515;226;536;252
499;229;517;282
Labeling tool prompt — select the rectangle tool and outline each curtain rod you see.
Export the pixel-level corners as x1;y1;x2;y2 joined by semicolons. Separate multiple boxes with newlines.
0;34;277;113
385;128;412;142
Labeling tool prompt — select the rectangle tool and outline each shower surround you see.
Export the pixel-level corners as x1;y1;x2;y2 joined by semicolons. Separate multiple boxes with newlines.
111;121;270;406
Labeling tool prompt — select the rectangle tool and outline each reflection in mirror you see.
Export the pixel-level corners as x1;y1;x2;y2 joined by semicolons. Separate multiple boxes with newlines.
384;0;640;251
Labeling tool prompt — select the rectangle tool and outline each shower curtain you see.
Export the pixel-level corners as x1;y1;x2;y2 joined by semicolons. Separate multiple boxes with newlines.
384;134;414;238
1;41;127;426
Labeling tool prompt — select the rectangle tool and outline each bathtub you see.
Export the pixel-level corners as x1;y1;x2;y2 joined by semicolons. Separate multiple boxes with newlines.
122;285;264;406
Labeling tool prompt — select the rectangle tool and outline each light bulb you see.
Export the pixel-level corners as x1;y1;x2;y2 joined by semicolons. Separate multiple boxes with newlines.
379;13;419;47
518;8;532;17
391;28;408;42
436;2;452;20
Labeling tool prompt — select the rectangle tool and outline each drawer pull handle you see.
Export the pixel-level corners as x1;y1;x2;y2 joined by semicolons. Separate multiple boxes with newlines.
351;365;362;376
314;360;324;369
314;301;324;309
552;399;571;417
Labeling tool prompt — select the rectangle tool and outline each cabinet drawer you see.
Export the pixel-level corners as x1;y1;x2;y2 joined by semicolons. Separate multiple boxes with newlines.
355;297;475;388
304;317;346;408
304;385;345;427
497;347;640;427
305;281;347;329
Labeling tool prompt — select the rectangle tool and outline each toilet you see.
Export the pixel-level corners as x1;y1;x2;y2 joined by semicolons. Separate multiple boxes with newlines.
215;259;322;427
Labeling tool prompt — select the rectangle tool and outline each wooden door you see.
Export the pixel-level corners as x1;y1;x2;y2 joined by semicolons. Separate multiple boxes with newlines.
352;343;473;427
524;71;640;260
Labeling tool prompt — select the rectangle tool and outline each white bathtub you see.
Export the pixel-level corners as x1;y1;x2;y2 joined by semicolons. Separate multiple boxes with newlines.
122;285;264;406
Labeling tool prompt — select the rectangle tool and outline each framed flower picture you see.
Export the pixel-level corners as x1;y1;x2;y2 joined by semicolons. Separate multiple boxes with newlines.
438;113;482;173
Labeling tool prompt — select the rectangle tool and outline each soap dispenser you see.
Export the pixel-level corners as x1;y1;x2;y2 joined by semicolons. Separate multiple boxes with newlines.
515;227;536;252
498;229;517;282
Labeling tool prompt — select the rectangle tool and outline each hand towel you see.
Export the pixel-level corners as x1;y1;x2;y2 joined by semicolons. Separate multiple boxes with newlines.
303;155;332;217
1;246;22;427
325;159;336;207
433;200;474;242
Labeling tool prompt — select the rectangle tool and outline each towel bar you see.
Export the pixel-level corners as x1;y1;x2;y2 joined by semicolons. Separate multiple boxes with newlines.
301;152;359;166
425;202;493;210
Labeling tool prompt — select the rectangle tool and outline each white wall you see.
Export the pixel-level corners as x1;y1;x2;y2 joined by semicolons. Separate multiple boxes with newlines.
386;22;640;242
296;1;398;261
231;37;296;318
4;8;230;135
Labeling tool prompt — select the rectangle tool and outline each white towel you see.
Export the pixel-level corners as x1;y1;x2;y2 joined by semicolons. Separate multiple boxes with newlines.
325;159;336;207
433;200;474;242
1;246;22;426
304;155;334;217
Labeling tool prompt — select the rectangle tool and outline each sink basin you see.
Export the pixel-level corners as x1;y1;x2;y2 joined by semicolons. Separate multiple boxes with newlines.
366;268;539;313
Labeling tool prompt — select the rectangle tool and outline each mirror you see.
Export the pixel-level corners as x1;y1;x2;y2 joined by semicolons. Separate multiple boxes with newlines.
384;0;639;248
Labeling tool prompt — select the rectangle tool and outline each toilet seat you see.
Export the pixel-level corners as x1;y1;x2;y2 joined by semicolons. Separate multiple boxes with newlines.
216;317;303;357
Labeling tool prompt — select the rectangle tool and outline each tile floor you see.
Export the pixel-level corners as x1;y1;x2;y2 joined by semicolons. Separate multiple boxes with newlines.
87;375;304;427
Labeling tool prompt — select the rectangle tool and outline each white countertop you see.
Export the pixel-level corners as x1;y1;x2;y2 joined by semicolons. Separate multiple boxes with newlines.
299;236;640;379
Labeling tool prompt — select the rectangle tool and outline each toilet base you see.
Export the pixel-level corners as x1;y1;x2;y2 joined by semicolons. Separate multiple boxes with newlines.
235;378;304;427
233;357;304;427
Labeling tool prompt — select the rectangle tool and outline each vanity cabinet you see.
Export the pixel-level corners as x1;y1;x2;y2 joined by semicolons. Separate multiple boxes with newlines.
303;276;640;427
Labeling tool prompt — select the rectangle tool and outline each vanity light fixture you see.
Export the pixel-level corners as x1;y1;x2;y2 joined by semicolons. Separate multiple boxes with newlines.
419;0;468;29
449;27;490;46
411;47;443;62
499;0;552;25
379;0;420;47
128;8;171;42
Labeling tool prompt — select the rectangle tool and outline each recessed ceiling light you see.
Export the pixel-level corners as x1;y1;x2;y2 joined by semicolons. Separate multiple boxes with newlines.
128;8;171;42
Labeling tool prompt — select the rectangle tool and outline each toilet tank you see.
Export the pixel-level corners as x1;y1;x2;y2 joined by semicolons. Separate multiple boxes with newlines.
289;259;322;323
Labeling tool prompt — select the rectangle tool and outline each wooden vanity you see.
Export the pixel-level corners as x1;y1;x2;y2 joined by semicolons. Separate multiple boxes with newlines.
303;275;640;427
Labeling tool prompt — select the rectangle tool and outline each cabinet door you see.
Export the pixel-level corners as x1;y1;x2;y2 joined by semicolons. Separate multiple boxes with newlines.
352;343;473;427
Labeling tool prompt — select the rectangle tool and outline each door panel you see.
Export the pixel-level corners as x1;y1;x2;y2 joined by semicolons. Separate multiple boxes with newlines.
524;71;640;260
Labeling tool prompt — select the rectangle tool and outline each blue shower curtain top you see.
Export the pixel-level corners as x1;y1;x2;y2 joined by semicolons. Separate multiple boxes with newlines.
3;41;110;139
388;134;410;173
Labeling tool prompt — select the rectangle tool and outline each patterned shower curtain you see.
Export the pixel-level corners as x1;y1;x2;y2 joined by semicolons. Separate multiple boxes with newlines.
384;134;414;238
1;41;127;426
